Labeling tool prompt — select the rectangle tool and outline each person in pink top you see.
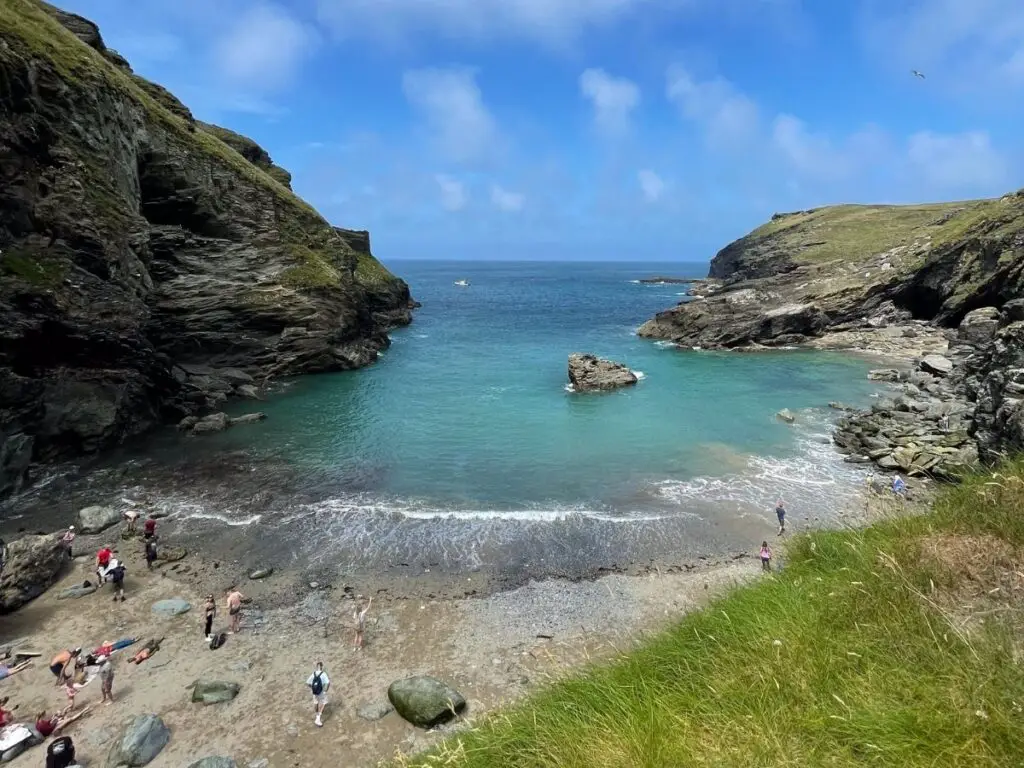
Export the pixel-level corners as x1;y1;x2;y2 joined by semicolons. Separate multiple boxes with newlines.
760;541;772;572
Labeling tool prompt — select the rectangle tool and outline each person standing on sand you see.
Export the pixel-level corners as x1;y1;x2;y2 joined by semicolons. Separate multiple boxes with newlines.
226;588;244;634
203;595;217;640
760;541;772;572
95;546;112;582
99;658;114;705
144;537;158;570
775;499;787;535
62;526;75;558
123;509;139;534
109;562;126;601
306;662;330;727
50;648;81;684
353;596;372;649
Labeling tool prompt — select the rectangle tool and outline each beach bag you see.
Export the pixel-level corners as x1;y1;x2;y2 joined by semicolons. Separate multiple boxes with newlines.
209;632;227;650
46;736;75;768
311;672;324;696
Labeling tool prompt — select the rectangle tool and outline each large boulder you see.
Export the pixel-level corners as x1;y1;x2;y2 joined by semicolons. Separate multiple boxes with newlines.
106;714;170;767
387;676;467;728
191;680;241;705
958;307;1001;347
152;598;192;616
920;355;953;377
0;534;66;612
78;505;122;534
188;759;237;768
567;353;638;392
192;413;230;435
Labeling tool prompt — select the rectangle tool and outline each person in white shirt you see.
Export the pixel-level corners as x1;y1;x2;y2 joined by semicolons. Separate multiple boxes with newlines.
306;662;330;727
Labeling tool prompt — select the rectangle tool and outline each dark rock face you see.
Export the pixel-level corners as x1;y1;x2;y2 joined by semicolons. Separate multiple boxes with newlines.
387;676;467;728
0;533;67;612
0;1;415;498
567;353;638;392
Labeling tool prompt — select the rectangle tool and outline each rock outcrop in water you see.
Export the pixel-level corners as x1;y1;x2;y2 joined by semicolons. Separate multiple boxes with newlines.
0;0;416;499
567;353;638;392
638;190;1024;477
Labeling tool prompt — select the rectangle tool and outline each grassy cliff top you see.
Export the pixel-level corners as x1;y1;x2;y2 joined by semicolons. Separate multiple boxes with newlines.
0;0;395;289
713;192;1024;279
401;462;1024;767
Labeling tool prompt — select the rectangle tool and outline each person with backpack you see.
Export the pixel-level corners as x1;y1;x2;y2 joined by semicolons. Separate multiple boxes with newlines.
306;662;330;727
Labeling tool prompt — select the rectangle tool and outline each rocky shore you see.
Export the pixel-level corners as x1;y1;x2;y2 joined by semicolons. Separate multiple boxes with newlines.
640;194;1024;479
0;1;415;500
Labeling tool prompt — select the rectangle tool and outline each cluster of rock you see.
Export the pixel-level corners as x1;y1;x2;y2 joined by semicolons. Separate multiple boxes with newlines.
567;353;638;392
0;2;416;500
832;305;1024;477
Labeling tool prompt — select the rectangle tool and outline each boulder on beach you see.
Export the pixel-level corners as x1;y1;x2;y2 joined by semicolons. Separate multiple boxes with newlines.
388;675;467;728
188;759;237;768
867;368;901;382
0;534;67;612
248;567;273;580
920;354;953;377
191;680;241;705
567;353;638;392
152;598;192;617
357;702;395;722
58;584;98;600
78;505;122;534
192;413;230;435
106;714;170;767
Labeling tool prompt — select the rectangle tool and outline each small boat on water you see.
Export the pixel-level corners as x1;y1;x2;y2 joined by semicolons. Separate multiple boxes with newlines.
454;279;470;287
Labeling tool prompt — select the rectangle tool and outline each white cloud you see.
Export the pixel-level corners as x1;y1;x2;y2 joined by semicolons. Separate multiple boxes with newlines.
860;0;1024;94
579;68;640;135
403;68;499;164
637;169;666;202
213;4;316;90
770;114;861;181
435;174;467;211
906;131;1007;189
317;0;651;45
666;66;759;148
491;184;525;211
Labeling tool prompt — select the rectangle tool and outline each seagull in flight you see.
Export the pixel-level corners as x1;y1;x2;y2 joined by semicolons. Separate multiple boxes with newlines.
912;69;925;79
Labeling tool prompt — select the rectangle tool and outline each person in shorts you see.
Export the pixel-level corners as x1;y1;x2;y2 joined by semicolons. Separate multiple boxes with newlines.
203;595;217;640
760;541;773;572
225;588;244;634
775;499;786;535
306;662;330;727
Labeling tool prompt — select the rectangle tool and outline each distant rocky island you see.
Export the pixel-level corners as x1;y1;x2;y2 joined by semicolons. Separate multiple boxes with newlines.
639;194;1024;479
0;0;416;498
637;276;691;284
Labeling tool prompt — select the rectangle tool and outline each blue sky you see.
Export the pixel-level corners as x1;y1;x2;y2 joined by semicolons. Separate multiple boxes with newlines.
60;0;1024;262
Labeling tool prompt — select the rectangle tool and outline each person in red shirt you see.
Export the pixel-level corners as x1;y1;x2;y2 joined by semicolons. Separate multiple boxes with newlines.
95;546;112;583
143;517;157;540
35;711;57;737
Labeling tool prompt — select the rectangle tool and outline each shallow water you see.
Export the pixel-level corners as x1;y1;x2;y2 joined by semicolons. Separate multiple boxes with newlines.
4;261;886;584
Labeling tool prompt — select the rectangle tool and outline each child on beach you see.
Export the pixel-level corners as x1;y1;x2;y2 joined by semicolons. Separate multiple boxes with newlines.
353;596;373;649
760;541;772;572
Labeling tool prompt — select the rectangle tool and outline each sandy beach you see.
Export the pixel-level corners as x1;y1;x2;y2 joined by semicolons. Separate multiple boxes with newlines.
0;527;761;767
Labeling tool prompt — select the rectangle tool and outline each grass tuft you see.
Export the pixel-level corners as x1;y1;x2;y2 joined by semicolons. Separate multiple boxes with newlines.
394;461;1024;768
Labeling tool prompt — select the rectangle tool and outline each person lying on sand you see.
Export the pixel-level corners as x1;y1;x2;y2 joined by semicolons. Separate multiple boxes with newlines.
128;638;164;665
34;704;88;737
353;596;372;649
0;660;32;681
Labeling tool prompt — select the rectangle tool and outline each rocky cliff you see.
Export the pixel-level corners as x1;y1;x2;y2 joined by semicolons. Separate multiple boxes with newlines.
639;189;1024;477
0;0;415;498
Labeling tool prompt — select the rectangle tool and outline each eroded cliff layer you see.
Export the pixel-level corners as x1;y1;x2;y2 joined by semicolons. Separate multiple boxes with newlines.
0;0;415;497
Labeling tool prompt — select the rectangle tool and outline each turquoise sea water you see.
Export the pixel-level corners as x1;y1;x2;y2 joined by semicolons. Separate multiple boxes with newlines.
7;261;888;582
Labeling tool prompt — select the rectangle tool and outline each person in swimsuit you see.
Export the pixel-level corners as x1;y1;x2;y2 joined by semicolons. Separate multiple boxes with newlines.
226;588;244;634
203;595;217;640
0;659;32;680
50;648;81;684
353;596;373;649
760;541;772;572
775;500;786;535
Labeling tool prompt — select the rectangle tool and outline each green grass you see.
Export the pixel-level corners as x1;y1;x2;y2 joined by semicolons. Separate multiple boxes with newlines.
0;0;397;291
0;245;67;286
399;464;1024;768
750;202;991;267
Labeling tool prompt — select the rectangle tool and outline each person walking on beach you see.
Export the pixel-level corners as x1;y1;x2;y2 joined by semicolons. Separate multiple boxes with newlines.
353;596;372;649
62;526;75;558
306;662;330;727
95;546;112;582
760;541;772;572
144;537;158;570
775;499;787;535
109;562;126;601
203;595;217;640
99;658;114;705
226;588;244;634
892;474;907;497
